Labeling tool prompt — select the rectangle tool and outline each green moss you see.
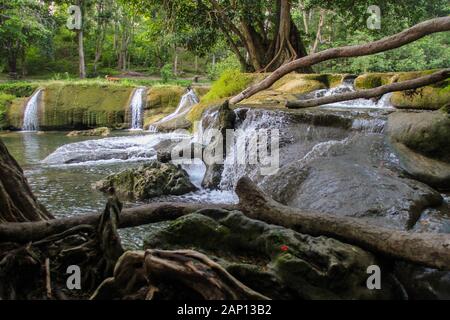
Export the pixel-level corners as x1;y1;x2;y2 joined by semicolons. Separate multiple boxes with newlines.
354;73;394;89
354;70;449;110
391;78;450;110
202;70;258;104
39;83;134;130
0;93;16;129
186;70;261;123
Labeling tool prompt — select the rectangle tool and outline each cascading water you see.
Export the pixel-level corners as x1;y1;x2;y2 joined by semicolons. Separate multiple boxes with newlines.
311;78;394;109
149;89;199;132
129;87;146;130
22;89;43;131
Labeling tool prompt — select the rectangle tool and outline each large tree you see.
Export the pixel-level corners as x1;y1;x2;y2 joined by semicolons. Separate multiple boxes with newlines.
128;0;312;72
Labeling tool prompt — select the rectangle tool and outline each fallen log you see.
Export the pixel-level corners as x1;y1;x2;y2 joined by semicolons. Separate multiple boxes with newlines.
0;203;237;243
235;177;450;270
286;69;450;109
229;16;450;105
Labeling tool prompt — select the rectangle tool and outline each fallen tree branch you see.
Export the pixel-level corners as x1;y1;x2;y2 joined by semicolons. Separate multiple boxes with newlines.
1;179;449;269
0;203;237;243
286;69;450;108
229;16;450;104
235;177;450;270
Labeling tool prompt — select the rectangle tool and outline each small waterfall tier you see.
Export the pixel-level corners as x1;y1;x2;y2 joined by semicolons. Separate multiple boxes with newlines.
129;87;146;130
22;89;43;131
149;89;199;132
311;79;394;109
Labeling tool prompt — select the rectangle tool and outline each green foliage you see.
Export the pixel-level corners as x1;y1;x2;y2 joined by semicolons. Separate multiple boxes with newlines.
207;55;241;80
160;63;174;83
0;93;16;129
0;82;38;97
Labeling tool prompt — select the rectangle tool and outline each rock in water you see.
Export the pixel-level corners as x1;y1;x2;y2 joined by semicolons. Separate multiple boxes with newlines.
67;127;111;137
202;100;236;189
387;110;450;188
144;210;401;300
94;161;197;200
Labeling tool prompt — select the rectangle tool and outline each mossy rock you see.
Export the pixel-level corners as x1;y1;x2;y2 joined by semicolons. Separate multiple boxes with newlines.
387;111;450;188
66;127;111;137
144;85;185;129
186;71;262;124
94;161;197;200
355;71;449;110
144;210;400;300
242;73;348;106
354;73;395;89
42;83;134;130
6;97;27;129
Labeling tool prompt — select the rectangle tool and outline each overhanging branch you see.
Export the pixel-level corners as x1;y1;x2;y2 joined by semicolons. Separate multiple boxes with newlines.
229;16;450;104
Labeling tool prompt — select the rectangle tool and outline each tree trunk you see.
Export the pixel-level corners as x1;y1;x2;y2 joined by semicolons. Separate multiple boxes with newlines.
0;139;53;223
286;68;450;108
230;16;450;104
77;29;86;79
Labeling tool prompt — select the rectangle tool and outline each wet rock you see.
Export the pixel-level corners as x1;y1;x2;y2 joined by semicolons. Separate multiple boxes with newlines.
394;261;450;299
144;210;400;299
94;161;197;200
67;127;111;137
387;111;450;188
154;138;204;163
262;134;443;230
202;100;236;189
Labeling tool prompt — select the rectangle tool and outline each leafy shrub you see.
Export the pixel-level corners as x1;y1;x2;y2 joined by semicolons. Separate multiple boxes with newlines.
207;55;242;80
161;64;175;83
0;82;39;97
0;93;16;129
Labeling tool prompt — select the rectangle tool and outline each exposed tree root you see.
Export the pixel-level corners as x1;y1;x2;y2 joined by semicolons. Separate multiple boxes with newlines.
91;249;269;300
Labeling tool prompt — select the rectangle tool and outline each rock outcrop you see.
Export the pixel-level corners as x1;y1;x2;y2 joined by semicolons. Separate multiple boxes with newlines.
67;127;111;137
144;210;400;300
387;110;450;189
94;161;197;200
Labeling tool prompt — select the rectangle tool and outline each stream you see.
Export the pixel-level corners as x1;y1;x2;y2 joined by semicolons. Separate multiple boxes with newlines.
2;81;449;249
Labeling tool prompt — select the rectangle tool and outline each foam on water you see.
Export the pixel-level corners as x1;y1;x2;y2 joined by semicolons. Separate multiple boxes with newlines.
42;132;190;165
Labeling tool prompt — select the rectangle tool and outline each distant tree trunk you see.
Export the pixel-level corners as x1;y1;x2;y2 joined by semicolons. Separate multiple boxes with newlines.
77;0;86;79
0;139;53;223
78;29;86;79
311;9;326;54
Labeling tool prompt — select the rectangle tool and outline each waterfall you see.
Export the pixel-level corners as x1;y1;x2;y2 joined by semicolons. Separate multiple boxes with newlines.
311;79;394;109
149;89;199;132
22;89;43;131
129;87;146;130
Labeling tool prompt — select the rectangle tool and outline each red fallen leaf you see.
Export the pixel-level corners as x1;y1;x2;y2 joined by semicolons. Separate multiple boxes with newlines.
280;245;289;252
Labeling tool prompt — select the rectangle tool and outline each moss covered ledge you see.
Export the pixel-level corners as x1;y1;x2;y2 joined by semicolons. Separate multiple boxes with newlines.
355;71;450;110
